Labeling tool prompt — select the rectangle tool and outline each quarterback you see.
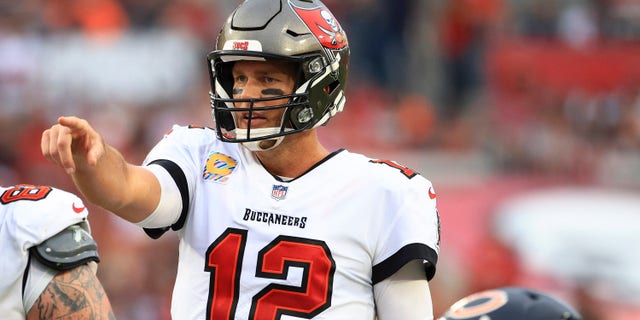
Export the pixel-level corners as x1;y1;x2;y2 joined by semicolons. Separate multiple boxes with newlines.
41;0;440;319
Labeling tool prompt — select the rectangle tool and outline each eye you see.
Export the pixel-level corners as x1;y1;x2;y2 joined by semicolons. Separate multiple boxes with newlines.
234;75;247;84
263;76;277;84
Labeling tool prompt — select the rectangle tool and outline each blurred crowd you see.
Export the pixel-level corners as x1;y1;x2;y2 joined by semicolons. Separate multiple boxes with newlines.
2;0;640;319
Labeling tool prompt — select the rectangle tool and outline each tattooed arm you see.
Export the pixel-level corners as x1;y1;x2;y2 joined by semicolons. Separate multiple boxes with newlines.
26;264;115;320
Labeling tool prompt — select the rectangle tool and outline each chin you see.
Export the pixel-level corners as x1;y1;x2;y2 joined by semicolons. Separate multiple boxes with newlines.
259;140;278;150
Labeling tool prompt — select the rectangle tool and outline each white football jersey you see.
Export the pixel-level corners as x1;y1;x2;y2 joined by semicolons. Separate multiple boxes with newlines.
143;125;440;320
0;184;90;318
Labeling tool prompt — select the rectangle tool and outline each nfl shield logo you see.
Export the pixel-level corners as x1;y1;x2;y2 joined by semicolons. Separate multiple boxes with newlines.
271;185;288;201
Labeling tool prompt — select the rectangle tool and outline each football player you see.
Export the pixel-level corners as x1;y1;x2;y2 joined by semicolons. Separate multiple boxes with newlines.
439;286;584;320
0;184;114;319
41;0;440;319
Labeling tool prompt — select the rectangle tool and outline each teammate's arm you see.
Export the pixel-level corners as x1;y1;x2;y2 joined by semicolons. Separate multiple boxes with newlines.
374;259;434;320
41;116;159;222
26;264;115;320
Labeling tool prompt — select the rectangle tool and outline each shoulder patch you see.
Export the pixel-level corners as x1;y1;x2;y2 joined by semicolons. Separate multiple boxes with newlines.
203;152;238;183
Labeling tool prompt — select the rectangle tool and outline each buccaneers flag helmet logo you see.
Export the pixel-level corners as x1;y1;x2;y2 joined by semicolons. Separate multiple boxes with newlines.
292;5;348;50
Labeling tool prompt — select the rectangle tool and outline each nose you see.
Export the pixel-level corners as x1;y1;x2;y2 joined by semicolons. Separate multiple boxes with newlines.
234;80;261;109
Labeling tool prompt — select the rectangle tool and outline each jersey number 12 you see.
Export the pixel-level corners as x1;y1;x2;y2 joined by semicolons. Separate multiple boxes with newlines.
205;228;336;320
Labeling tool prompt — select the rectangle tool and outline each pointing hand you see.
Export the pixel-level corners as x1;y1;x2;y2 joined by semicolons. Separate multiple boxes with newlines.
41;116;105;174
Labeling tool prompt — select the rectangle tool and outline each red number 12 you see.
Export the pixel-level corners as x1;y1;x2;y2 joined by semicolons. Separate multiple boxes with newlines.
205;228;336;320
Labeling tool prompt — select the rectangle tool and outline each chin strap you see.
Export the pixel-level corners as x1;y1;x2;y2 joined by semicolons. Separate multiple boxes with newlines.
242;139;282;151
236;127;285;151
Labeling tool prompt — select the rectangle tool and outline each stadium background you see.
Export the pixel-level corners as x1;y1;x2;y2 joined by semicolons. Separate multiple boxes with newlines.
1;0;640;319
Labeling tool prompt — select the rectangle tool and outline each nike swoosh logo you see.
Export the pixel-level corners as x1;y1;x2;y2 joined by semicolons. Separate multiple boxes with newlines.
72;202;86;213
428;187;436;199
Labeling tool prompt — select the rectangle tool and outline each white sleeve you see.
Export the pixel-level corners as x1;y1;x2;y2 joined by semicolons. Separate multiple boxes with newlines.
374;259;434;320
23;257;56;314
134;164;182;228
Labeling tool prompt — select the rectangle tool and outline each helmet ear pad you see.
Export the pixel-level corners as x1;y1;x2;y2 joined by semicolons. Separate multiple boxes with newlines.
288;55;347;129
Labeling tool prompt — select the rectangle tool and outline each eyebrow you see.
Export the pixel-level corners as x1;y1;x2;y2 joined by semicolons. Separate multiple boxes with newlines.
231;88;285;95
232;68;288;77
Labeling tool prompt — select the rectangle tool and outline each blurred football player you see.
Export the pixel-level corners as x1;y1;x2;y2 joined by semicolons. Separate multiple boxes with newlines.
0;184;114;319
40;0;440;318
439;286;584;320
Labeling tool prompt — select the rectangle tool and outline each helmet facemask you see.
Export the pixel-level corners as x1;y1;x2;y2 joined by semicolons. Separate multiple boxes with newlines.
208;51;342;151
210;79;309;151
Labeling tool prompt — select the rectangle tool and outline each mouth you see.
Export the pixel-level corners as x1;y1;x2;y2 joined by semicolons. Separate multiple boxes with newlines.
239;112;268;128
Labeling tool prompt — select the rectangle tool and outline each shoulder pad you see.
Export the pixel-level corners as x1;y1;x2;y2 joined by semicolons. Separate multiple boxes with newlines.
30;223;100;271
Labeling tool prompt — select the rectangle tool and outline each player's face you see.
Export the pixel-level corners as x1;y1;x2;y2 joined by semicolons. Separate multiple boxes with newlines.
231;60;296;130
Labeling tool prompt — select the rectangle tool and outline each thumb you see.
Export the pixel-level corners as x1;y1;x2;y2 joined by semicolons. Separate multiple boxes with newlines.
86;143;105;167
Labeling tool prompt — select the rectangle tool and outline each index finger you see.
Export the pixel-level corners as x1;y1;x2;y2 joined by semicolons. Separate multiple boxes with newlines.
58;116;87;131
57;116;104;167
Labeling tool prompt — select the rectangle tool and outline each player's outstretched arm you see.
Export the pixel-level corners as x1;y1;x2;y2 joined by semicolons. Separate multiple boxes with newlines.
41;116;159;222
26;264;116;320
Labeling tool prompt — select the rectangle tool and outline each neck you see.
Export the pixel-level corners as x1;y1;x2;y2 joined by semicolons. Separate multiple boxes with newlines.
254;129;328;178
